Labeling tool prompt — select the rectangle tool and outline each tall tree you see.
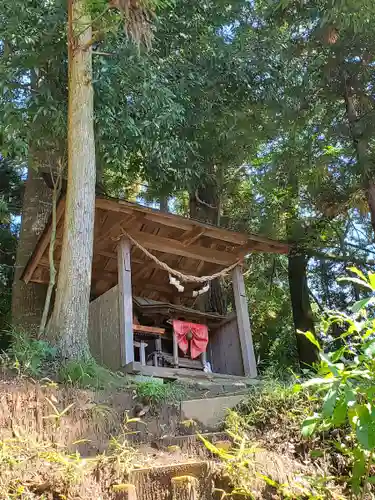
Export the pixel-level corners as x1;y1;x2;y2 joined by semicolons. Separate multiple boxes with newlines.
47;0;96;358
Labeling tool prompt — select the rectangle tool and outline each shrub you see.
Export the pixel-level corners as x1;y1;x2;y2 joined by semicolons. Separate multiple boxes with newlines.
2;328;56;376
299;268;375;497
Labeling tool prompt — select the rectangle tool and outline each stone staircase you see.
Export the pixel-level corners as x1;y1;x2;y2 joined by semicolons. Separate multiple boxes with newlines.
123;386;252;499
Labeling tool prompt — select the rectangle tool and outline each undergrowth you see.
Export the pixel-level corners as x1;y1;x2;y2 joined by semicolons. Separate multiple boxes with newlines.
1;327;56;377
1;328;129;390
135;379;186;404
58;358;128;390
0;433;137;499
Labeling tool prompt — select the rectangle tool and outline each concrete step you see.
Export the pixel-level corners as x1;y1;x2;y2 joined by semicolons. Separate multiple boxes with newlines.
180;393;246;431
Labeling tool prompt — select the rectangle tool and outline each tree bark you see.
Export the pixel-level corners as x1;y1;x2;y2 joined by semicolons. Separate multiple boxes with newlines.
12;167;51;333
159;196;169;212
189;180;226;315
288;249;318;367
47;0;95;360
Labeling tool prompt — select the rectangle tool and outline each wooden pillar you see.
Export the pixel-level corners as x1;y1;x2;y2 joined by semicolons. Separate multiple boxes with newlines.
172;332;179;367
117;237;134;367
232;265;257;378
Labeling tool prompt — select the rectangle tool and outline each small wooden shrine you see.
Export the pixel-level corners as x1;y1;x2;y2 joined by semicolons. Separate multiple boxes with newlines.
22;196;288;380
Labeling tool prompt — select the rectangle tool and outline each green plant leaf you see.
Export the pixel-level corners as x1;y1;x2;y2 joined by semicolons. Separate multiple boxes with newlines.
322;386;339;418
332;397;347;426
301;415;321;437
368;273;375;289
337;277;373;291
365;341;375;358
351;297;375;313
302;377;336;388
347;267;368;282
297;330;321;351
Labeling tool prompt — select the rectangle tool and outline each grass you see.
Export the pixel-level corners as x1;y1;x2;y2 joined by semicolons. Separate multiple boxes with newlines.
1;327;57;377
135;379;187;405
58;358;129;390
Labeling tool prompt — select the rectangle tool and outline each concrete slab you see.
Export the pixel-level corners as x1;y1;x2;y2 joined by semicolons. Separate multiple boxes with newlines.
180;394;245;429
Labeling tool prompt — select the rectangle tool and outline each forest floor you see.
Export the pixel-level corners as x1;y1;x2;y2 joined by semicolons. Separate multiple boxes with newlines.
0;371;348;499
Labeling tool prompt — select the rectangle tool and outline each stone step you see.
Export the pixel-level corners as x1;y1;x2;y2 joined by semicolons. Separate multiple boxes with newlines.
180;393;246;431
127;461;216;500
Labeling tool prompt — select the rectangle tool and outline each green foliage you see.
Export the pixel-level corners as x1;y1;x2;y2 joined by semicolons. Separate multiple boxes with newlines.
58;358;128;389
235;379;313;429
135;379;186;404
2;328;57;376
299;268;375;496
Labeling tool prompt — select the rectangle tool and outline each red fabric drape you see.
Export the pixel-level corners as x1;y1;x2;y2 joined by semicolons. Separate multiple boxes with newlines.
172;320;208;359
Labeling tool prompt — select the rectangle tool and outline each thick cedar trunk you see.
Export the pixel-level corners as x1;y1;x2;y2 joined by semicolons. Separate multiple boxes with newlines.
189;182;226;315
288;250;318;366
286;168;317;366
12;168;51;333
159;196;169;213
48;0;95;359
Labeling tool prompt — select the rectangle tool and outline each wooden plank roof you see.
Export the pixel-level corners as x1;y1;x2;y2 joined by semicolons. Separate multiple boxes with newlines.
22;195;289;305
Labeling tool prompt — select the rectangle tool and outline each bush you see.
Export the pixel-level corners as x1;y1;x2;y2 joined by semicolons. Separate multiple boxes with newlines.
299;268;375;497
2;328;56;376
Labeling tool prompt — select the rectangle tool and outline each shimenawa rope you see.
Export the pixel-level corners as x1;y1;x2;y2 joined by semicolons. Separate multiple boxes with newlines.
117;230;241;284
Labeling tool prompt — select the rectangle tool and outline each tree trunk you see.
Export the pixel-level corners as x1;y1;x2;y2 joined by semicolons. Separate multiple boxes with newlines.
47;0;95;360
288;249;318;367
159;196;169;212
189;180;226;315
12;167;51;333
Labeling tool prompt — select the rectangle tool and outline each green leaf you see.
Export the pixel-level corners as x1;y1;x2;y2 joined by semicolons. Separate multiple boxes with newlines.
354;404;375;450
368;273;375;289
347;267;368;282
337;277;373;291
302;377;336;388
352;448;366;494
351;297;375;313
332;397;347;426
297;330;321;351
322;386;339;418
365;341;375;358
302;415;321;437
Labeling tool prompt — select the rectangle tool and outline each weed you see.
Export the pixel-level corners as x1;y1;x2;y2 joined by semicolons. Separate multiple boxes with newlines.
235;379;314;430
58;358;128;389
297;267;375;498
135;379;186;405
1;328;56;377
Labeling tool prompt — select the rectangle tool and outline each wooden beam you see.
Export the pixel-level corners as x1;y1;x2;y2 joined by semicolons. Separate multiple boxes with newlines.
96;196;289;252
96;197;247;245
127;230;236;266
181;227;206;246
22;198;65;283
232;265;257;378
133;324;165;335
117;237;134;366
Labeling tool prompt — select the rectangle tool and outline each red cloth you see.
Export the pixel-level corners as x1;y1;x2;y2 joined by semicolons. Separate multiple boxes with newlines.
172;320;208;359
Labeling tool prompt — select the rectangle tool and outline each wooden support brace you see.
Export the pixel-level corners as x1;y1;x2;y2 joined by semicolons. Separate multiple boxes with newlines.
232;265;257;378
117;237;134;366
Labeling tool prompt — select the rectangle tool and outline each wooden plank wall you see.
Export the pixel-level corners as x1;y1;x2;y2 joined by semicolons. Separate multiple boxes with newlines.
88;285;121;371
209;314;244;376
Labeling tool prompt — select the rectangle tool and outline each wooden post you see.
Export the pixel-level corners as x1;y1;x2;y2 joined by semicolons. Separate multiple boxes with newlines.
200;351;207;368
140;341;147;366
172;332;179;367
117;237;134;366
232;265;257;378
